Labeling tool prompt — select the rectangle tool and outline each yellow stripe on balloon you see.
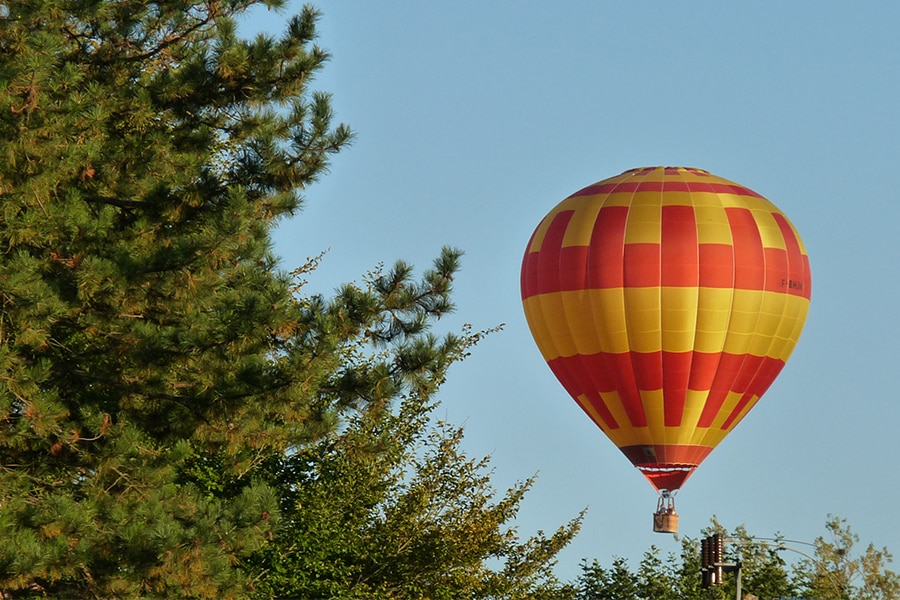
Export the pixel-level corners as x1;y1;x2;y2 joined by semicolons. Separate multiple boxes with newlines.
694;288;736;352
752;209;787;250
641;388;667;445
660;287;700;352
694;204;733;244
523;289;809;361
561;204;602;247
623;287;662;354
624;196;662;245
574;393;616;434
680;390;711;441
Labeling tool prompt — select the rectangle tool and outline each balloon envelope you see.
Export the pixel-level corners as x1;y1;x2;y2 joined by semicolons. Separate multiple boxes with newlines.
521;167;811;492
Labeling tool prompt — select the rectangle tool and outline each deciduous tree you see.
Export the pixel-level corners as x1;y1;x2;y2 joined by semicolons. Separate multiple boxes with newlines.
575;517;897;600
793;515;900;600
240;307;582;598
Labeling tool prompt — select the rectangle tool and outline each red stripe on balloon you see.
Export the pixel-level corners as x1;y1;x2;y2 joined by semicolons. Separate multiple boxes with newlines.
697;353;787;427
661;205;699;287
521;210;572;298
579;390;619;430
774;212;812;300
520;226;541;299
698;244;734;287
547;352;647;427
522;210;804;296
662;351;692;427
587;205;628;288
763;247;789;293
720;354;784;429
548;350;787;430
687;351;723;392
697;353;743;427
623;244;661;287
726;207;766;290
631;352;663;390
610;353;649;427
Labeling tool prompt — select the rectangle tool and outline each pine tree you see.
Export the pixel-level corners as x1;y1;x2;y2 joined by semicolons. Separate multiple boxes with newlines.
0;2;584;597
0;1;352;596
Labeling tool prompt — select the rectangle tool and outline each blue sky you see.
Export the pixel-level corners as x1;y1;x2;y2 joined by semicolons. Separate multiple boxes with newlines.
244;1;900;580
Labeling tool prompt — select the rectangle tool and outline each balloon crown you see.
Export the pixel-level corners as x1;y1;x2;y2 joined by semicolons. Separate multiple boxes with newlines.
622;166;711;177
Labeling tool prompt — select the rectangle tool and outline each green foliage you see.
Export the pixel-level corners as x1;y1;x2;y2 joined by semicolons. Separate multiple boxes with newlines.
726;524;795;600
577;557;638;600
244;398;582;599
0;2;582;596
636;546;681;600
237;260;581;599
0;0;348;596
575;517;898;600
793;515;900;600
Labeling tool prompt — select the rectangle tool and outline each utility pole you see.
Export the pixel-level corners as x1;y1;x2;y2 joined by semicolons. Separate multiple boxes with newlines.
700;533;743;600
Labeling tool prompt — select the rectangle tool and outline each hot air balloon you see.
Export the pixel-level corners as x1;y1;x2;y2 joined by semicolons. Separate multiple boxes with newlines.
520;167;811;533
